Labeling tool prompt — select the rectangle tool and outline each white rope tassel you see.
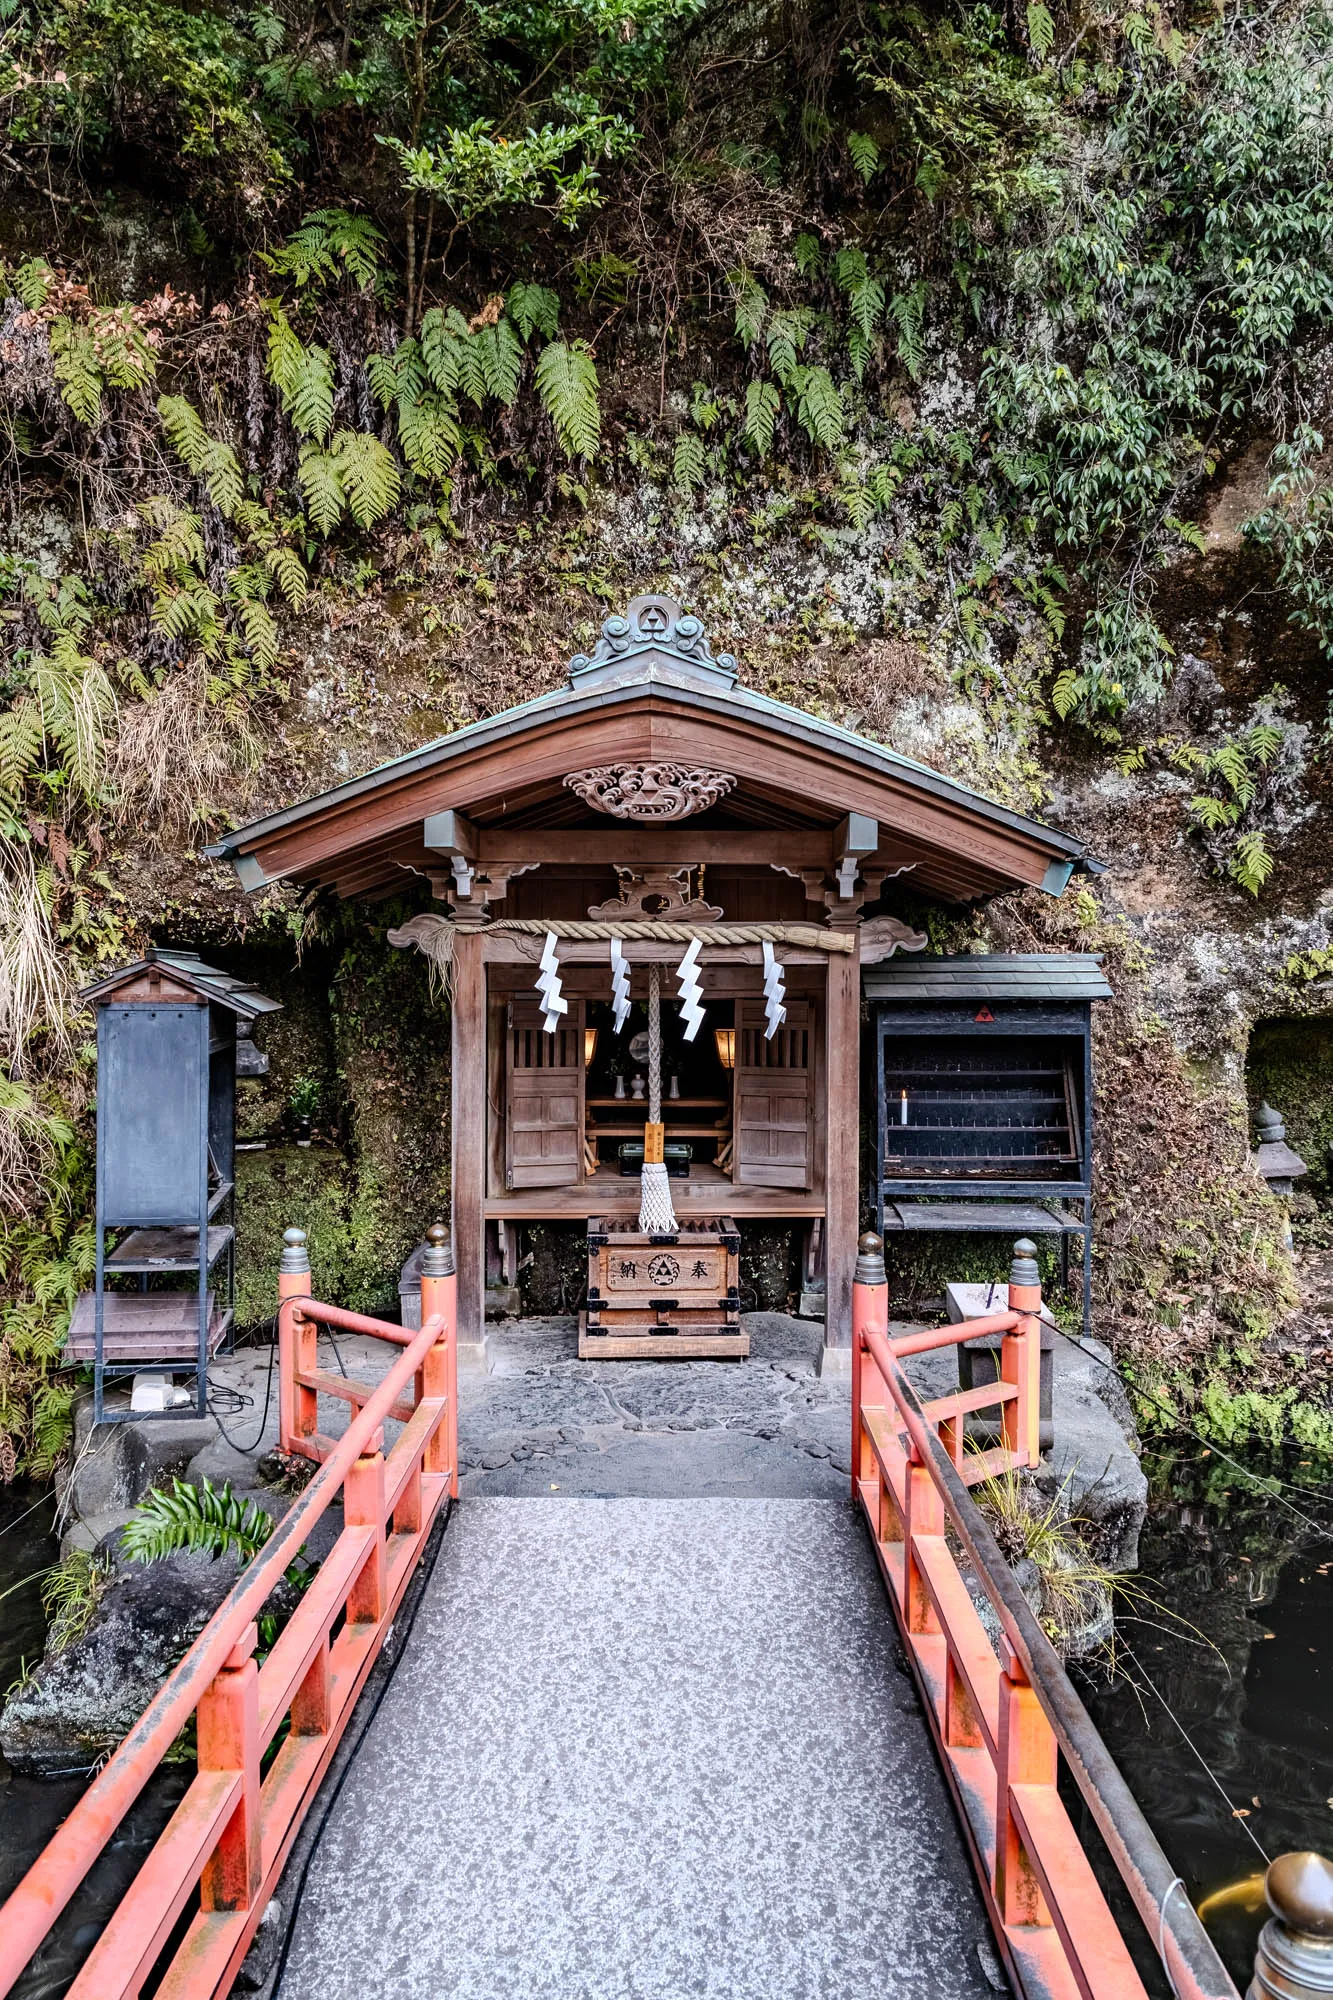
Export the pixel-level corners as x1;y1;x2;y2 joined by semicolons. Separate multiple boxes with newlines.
536;931;567;1033
761;939;787;1040
638;964;677;1235
610;937;630;1034
676;936;705;1042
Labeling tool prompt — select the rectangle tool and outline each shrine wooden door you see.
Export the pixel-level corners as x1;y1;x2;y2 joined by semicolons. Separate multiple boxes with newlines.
505;996;585;1188
733;999;813;1187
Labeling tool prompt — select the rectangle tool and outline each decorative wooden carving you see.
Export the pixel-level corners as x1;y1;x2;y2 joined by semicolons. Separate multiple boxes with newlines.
587;866;723;922
859;914;929;962
564;763;737;821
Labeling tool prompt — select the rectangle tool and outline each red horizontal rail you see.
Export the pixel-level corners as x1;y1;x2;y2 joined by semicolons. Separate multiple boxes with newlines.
851;1257;1238;2000
0;1246;458;2000
887;1310;1021;1359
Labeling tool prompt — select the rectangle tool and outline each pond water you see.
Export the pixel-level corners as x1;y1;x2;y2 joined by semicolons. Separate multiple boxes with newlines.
1076;1446;1333;1990
0;1483;188;2000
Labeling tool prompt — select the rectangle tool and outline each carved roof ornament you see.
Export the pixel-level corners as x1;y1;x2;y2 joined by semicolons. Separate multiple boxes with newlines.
587;867;723;922
567;593;740;691
564;762;737;821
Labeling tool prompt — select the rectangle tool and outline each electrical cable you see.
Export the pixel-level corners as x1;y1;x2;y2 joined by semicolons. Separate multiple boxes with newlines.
1049;1319;1332;1538
209;1334;279;1456
1118;1638;1272;1866
266;1499;452;2000
968;1278;1333;1536
0;1487;59;1541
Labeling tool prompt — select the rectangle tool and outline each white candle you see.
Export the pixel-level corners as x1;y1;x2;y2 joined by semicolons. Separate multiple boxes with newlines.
900;1089;908;1126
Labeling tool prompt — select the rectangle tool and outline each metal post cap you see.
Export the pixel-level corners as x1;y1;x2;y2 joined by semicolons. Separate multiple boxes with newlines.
1010;1238;1040;1287
855;1232;887;1287
1249;1853;1333;2000
1267;1853;1333;1934
421;1221;455;1278
279;1226;310;1274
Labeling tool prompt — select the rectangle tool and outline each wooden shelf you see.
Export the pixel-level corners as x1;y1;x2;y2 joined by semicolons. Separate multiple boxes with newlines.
588;1124;729;1140
587;1096;728;1109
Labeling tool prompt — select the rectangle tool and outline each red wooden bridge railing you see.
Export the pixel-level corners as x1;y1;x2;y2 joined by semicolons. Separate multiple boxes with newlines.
0;1224;456;2000
853;1231;1239;2000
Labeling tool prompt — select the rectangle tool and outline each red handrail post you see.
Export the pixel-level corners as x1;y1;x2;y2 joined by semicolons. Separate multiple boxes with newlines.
1003;1238;1042;1470
344;1432;388;1626
994;1634;1057;1928
851;1233;887;1499
278;1225;315;1457
419;1221;458;1498
198;1621;262;1913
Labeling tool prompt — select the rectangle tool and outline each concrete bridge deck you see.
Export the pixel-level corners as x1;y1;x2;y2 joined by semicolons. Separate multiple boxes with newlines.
276;1494;1003;2000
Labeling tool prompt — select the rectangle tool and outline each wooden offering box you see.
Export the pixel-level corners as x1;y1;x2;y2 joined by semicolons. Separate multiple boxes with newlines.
580;1216;747;1360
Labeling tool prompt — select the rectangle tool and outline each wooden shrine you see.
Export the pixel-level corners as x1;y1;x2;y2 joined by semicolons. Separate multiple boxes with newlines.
208;596;1092;1370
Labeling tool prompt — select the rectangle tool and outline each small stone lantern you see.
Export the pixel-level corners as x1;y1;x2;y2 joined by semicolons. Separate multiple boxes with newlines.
1253;1101;1307;1253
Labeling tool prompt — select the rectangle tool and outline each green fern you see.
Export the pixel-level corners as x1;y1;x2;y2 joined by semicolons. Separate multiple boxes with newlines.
267;209;384;290
793;232;823;279
728;269;768;352
331;428;401;527
1026;1;1055;57
157;395;244;517
790;365;845;450
1230;830;1274;894
765;307;816;384
50;311;155;425
506;281;561;341
889;281;928;380
266;308;335;443
264;543;308;607
743;380;780;457
121;1476;275;1566
10;257;53;308
1051;668;1083;719
673;431;707;493
847;132;880;185
534;340;601;459
833;248;886;381
42;1550;110;1654
297;442;345;533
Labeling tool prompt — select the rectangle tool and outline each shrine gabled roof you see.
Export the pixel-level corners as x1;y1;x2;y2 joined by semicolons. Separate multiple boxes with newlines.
79;949;282;1019
204;595;1095;904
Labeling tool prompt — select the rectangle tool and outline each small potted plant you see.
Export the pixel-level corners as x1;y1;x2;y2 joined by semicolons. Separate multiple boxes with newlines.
289;1074;322;1146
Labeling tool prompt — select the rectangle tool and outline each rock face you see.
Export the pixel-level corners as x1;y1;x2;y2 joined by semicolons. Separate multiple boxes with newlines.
0;1547;242;1775
1036;1337;1149;1574
56;1399;218;1556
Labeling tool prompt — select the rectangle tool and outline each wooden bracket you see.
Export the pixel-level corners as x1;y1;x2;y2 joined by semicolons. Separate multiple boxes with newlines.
424;810;479;897
833;813;878;898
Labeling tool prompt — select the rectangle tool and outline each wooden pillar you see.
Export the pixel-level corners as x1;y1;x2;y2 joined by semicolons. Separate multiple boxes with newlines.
451;926;486;1358
822;930;861;1368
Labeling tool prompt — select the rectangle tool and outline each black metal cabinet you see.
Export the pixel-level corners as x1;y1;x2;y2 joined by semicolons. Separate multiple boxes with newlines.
865;956;1111;1335
76;951;280;1420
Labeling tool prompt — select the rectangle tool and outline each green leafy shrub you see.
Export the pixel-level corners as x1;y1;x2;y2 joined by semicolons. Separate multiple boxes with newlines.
121;1476;275;1565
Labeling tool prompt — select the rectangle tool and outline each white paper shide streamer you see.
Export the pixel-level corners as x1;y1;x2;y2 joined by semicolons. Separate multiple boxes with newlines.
536;930;567;1034
761;940;787;1040
675;937;705;1042
610;937;630;1034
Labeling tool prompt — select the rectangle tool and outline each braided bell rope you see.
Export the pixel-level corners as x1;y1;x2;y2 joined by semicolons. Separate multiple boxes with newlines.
488;918;853;952
638;961;677;1233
